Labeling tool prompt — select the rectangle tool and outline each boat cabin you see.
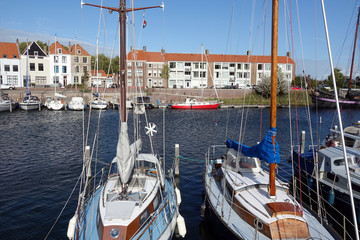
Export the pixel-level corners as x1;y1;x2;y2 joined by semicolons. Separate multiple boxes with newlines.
223;149;261;173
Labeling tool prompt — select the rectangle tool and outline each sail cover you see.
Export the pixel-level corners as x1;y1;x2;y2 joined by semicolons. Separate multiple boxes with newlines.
113;122;142;183
226;127;280;164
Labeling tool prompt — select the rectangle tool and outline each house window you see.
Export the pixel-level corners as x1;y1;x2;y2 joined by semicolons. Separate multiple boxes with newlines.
258;64;263;70
193;72;199;78
13;55;17;58
34;51;38;56
53;76;59;83
62;56;66;63
74;76;79;83
38;63;44;71
148;63;152;68
83;66;87;72
54;56;59;63
230;63;235;68
244;63;250;70
74;56;79;63
215;72;220;78
75;66;79;73
62;66;67;73
169;62;176;68
200;63;206;69
4;65;10;71
265;63;271;70
200;71;206;78
58;48;62;54
194;63;199;69
13;65;18;72
237;63;242;69
30;63;35;71
83;57;87;63
287;64;292;71
185;62;191;67
35;76;46;85
3;54;7;58
77;49;81;54
54;66;59;73
222;63;228;69
215;64;221;69
185;71;191;75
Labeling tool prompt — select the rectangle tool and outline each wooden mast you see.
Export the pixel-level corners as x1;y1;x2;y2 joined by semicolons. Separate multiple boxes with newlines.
81;1;163;123
269;0;278;198
348;7;360;93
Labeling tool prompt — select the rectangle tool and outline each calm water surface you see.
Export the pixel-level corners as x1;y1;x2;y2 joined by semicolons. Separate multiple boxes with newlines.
0;107;359;239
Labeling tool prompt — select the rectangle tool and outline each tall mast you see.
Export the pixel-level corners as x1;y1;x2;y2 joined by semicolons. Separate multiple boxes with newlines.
81;0;164;123
269;0;278;198
26;40;29;97
348;7;360;93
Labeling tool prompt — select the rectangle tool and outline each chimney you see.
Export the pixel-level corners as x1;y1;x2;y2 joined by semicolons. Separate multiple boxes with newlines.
247;50;251;56
143;46;147;52
205;49;209;55
161;48;165;55
69;41;71;51
286;51;290;57
130;46;133;51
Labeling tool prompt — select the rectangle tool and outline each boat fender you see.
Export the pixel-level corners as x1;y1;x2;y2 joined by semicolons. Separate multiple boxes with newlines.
200;201;206;218
328;188;335;205
67;215;77;240
175;187;182;205
176;214;187;238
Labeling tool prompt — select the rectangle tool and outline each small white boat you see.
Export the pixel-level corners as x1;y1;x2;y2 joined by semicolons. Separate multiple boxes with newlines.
46;98;65;111
20;95;41;111
68;97;86;111
90;98;107;110
0;93;16;112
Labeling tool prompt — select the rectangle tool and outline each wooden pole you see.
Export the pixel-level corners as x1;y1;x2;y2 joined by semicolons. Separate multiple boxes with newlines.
269;0;278;198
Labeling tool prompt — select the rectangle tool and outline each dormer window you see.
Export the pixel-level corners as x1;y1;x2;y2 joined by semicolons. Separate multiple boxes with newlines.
77;49;81;54
34;51;38;56
3;54;6;58
58;48;62;54
13;55;17;58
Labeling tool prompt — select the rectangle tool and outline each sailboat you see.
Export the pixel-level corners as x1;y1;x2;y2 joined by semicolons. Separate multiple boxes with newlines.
67;1;185;240
19;41;41;111
0;90;16;112
202;1;335;239
311;7;360;109
46;37;66;111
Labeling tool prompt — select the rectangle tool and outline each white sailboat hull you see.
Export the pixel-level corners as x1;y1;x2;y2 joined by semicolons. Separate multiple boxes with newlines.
47;100;65;111
20;102;40;111
0;102;14;112
90;99;107;110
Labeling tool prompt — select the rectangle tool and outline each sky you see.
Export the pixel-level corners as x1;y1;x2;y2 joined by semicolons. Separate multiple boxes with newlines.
1;0;360;80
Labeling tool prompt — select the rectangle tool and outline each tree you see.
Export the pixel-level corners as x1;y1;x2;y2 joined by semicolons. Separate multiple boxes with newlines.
18;42;27;54
326;68;347;89
253;68;289;98
82;70;91;87
160;64;170;83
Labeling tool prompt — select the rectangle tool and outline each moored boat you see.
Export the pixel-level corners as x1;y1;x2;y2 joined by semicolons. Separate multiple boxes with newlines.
67;97;86;111
171;98;219;109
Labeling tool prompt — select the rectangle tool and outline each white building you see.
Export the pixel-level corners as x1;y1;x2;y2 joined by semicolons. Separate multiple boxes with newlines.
49;41;71;87
0;42;22;89
21;41;50;87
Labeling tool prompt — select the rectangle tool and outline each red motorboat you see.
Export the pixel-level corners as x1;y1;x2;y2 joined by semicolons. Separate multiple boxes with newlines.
171;98;220;109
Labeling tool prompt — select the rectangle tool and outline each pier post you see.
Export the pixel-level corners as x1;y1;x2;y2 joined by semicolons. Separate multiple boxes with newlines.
301;131;305;154
9;101;12;112
175;144;180;177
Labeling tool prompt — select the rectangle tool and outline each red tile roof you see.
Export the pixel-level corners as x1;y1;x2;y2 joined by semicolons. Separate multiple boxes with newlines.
48;41;70;54
69;44;90;56
127;50;295;64
0;42;19;59
91;70;112;77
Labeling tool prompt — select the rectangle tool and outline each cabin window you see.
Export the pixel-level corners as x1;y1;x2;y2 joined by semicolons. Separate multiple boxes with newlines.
139;209;150;227
352;183;360;193
333;159;345;166
254;219;263;230
344;136;356;147
153;192;160;211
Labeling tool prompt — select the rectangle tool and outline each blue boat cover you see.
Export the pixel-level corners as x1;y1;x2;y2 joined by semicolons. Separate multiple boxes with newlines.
226;127;280;164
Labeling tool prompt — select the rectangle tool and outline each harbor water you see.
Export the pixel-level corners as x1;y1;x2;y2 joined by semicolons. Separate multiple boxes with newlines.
0;107;359;239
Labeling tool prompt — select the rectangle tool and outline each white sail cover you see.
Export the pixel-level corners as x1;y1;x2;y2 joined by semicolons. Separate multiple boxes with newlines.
55;92;66;98
113;122;142;183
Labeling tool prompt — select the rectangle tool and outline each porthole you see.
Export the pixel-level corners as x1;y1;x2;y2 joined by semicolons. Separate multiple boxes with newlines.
110;227;120;239
254;219;263;230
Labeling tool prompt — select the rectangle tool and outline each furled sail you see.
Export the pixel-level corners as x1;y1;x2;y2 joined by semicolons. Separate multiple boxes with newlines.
226;127;280;164
113;122;142;183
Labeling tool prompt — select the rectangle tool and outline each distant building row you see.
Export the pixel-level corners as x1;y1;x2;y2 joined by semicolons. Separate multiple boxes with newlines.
0;41;92;88
126;47;295;89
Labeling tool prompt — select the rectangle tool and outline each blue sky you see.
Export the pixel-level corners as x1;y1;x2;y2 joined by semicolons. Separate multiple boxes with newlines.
0;0;360;79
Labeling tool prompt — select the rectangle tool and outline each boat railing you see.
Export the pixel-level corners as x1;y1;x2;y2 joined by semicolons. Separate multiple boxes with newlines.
292;174;357;239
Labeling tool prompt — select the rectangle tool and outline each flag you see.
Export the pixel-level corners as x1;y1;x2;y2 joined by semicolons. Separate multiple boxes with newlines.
143;19;147;28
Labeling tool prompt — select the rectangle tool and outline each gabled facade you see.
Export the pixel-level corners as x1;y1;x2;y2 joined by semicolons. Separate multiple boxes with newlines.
127;48;296;89
90;70;114;88
49;41;71;87
21;41;50;87
69;44;91;85
0;42;22;88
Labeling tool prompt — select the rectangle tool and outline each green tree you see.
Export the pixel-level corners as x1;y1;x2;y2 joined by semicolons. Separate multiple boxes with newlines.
160;64;170;83
253;68;289;98
82;70;90;87
18;42;27;54
326;68;347;89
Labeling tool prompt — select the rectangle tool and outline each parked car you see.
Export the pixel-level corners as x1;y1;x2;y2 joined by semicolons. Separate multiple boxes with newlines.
0;84;15;90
